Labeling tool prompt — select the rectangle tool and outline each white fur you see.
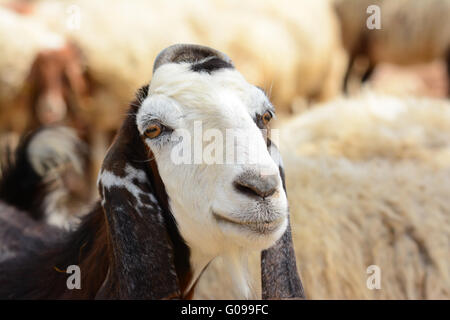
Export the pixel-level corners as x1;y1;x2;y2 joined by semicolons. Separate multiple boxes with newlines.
27;127;85;177
136;63;288;298
43;185;83;230
98;165;158;212
26;127;88;230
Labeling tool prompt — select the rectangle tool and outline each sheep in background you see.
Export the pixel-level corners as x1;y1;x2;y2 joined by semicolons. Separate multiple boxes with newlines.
195;92;450;299
0;126;91;231
185;0;347;113
29;0;345;114
0;6;67;131
0;5;91;152
334;0;450;95
0;0;346;183
15;0;203;180
0;4;108;194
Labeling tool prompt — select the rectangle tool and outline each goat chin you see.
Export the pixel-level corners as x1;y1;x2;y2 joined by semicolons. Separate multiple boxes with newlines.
181;212;287;299
220;250;254;299
186;246;255;300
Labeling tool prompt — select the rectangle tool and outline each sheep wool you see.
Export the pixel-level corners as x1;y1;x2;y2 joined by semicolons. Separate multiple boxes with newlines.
30;0;346;114
0;7;65;110
335;0;450;65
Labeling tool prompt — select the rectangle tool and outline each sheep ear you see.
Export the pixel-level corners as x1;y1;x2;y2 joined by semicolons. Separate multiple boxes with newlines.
153;43;234;73
97;88;180;299
261;139;305;299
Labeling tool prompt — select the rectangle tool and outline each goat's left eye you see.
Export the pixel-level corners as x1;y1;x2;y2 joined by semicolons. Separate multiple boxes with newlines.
262;111;272;125
144;124;162;139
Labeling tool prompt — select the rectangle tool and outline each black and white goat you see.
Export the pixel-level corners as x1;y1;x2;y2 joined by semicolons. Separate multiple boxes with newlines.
0;44;304;299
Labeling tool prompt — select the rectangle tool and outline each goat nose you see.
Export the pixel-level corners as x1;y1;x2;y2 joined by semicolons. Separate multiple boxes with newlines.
233;171;279;199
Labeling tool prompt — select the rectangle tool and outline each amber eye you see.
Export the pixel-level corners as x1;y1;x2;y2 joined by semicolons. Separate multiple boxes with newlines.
262;111;272;126
144;124;162;139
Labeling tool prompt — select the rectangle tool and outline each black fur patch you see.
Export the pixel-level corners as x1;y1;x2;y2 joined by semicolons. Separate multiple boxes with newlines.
172;47;221;64
135;84;149;102
191;57;234;74
0;203;109;299
0;130;46;220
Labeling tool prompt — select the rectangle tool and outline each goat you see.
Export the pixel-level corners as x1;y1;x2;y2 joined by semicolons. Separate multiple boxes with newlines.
0;44;304;299
0;125;88;262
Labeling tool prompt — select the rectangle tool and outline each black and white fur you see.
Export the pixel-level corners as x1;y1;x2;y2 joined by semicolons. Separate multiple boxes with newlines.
0;126;88;264
0;126;87;228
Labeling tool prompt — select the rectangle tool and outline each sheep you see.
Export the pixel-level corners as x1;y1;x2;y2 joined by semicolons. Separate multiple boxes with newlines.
27;0;345;114
0;4;98;192
0;44;304;299
0;6;64;106
194;91;450;299
0;7;74;134
181;0;347;113
334;0;450;95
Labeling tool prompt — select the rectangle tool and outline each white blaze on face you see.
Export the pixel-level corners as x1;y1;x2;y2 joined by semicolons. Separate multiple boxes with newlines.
136;62;288;296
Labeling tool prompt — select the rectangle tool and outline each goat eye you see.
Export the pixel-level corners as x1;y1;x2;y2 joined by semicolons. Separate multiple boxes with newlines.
262;111;272;126
144;124;162;139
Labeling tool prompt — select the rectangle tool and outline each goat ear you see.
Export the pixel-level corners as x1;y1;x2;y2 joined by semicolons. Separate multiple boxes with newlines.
153;43;234;72
261;139;305;299
97;88;180;299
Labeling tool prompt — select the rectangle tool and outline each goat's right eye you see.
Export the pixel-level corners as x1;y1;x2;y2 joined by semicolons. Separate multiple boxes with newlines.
144;124;162;139
262;111;272;125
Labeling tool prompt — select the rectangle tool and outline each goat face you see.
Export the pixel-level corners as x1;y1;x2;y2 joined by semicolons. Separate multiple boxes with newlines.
135;50;288;255
98;45;303;299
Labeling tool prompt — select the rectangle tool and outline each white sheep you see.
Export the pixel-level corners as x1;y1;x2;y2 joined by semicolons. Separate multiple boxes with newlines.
30;0;346;113
334;0;450;94
0;6;66;129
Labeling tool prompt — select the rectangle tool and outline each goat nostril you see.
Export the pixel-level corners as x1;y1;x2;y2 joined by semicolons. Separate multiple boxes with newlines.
233;173;278;199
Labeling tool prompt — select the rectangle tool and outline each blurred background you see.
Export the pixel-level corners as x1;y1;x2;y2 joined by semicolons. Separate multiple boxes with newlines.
0;0;449;299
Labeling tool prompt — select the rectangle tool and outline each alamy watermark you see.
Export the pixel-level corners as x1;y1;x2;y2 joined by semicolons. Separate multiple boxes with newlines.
366;5;381;30
167;122;281;170
55;264;81;290
66;4;81;31
366;265;381;290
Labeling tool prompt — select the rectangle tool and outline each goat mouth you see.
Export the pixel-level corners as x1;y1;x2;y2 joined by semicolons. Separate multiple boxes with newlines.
213;212;284;234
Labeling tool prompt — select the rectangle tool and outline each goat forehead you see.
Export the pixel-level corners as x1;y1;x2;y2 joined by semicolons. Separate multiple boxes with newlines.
146;63;270;120
182;91;253;128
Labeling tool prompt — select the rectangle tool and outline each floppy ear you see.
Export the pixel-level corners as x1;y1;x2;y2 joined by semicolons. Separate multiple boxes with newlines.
96;44;234;299
97;85;180;299
261;139;305;299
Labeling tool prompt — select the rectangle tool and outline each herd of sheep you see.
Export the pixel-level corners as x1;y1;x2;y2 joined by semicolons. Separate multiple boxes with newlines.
0;0;449;299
